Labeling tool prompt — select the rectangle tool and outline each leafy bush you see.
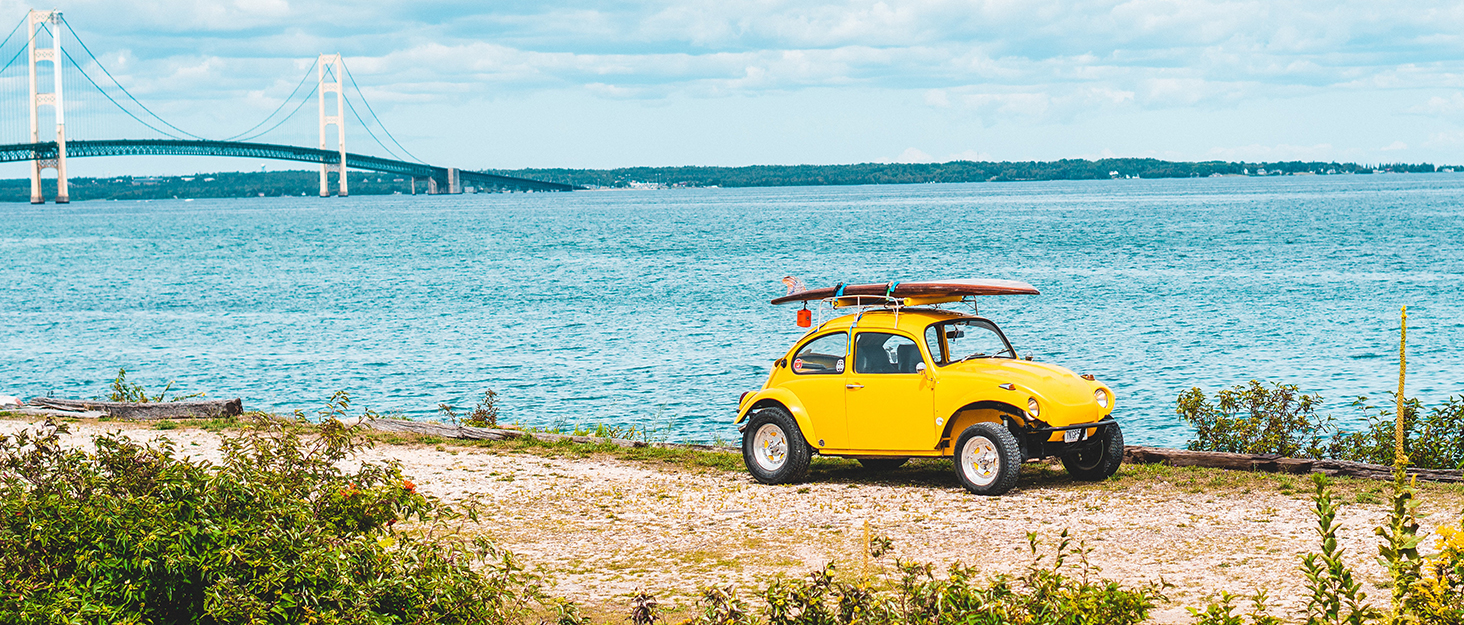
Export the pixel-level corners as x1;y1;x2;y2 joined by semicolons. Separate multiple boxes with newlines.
701;530;1166;625
1178;380;1332;457
1327;395;1464;470
0;395;547;624
1180;380;1464;469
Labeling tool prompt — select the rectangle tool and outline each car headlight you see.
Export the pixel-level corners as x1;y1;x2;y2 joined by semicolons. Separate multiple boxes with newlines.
1094;389;1109;409
1026;397;1040;417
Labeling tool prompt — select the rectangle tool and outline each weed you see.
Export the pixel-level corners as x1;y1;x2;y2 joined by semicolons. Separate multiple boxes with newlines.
692;585;753;625
1301;474;1381;625
106;367;205;403
442;389;501;428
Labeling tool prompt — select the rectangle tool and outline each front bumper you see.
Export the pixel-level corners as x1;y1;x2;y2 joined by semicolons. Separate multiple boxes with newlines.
1018;418;1117;460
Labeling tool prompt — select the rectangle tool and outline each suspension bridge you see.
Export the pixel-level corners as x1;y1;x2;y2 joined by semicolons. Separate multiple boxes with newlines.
0;9;577;203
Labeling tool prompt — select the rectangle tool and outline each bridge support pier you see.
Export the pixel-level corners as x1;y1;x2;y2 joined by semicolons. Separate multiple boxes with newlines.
28;9;67;204
318;53;347;197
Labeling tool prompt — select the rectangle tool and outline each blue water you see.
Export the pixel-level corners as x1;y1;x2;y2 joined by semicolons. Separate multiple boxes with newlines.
3;175;1462;447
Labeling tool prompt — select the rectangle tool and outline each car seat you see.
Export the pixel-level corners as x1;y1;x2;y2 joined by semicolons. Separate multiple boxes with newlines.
896;343;922;373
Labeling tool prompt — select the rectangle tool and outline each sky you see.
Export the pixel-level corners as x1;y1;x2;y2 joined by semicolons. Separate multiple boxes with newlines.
2;0;1464;176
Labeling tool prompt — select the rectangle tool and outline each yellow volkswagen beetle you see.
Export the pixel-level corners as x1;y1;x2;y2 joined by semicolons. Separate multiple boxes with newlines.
735;279;1121;495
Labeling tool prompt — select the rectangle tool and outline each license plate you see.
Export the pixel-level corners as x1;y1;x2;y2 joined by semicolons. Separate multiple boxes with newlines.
1064;429;1083;443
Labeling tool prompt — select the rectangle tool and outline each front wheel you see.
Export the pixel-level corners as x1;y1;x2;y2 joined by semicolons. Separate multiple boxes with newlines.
1061;421;1124;481
742;407;811;484
953;422;1021;495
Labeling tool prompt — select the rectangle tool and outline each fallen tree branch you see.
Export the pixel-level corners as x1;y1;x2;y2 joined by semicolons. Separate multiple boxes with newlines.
1;407;109;419
29;397;243;421
1123;445;1464;483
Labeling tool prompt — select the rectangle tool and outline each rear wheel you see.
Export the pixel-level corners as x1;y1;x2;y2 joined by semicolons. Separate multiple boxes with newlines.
857;458;908;472
953;422;1020;495
742;407;811;484
1061;421;1124;481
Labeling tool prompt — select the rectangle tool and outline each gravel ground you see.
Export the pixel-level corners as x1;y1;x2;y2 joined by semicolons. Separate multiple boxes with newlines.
6;416;1462;624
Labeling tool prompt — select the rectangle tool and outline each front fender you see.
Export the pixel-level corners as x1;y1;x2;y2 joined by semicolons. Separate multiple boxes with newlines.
734;387;819;448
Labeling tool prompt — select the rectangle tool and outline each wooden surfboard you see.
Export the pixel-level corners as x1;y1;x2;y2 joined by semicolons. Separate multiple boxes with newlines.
771;279;1039;305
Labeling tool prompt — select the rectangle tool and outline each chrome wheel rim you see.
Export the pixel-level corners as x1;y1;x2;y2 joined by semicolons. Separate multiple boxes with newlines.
961;436;1000;486
753;423;788;472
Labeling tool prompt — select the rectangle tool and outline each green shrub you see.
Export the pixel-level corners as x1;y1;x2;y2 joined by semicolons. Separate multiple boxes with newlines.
1178;380;1332;457
0;397;547;623
748;531;1164;625
1328;395;1464;470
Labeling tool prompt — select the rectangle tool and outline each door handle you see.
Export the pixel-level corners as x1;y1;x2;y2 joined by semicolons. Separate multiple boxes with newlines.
846;383;864;389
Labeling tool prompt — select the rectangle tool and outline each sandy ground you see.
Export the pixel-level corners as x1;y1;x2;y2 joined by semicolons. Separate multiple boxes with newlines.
5;416;1461;623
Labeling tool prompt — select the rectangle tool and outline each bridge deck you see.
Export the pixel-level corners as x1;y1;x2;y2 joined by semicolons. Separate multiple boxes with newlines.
1;140;578;192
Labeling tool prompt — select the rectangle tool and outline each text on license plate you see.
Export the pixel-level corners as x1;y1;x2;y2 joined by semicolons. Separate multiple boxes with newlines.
1064;429;1085;443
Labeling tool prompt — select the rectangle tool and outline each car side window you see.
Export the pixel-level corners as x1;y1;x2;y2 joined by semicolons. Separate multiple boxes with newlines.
923;325;945;364
791;332;847;375
854;332;923;374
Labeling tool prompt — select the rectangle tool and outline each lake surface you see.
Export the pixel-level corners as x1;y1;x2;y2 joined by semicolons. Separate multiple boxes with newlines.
3;175;1462;447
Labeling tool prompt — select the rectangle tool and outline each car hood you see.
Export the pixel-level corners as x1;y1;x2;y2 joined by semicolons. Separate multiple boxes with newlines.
942;358;1101;412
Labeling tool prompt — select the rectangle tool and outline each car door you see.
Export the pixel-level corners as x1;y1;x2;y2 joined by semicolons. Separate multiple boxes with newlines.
844;331;935;451
780;331;851;449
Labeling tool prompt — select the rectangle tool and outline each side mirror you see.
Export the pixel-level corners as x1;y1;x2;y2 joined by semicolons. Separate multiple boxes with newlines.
1024;351;1033;361
915;362;929;378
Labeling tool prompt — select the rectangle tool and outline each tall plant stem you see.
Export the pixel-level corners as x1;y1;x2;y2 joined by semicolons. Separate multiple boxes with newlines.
1395;306;1408;482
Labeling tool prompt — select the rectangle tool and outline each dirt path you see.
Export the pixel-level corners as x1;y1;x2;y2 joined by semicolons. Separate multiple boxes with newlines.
7;417;1461;623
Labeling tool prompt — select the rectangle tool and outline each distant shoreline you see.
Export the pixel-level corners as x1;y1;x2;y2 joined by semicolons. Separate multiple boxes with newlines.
2;157;1456;201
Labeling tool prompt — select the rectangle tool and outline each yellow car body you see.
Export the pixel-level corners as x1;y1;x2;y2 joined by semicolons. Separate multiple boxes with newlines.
735;306;1122;494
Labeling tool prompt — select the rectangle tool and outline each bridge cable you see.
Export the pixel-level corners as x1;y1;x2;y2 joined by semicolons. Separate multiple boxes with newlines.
59;46;189;140
340;61;426;163
237;81;320;143
1;22;46;143
0;17;41;75
342;95;407;161
0;14;25;51
222;58;319;142
59;16;207;140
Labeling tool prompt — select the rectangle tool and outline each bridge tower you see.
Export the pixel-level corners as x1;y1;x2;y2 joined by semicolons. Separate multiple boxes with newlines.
318;54;346;197
28;9;67;204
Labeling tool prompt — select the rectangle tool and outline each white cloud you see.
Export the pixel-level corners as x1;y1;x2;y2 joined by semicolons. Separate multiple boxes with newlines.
891;147;935;163
1410;93;1464;115
1381;140;1408;151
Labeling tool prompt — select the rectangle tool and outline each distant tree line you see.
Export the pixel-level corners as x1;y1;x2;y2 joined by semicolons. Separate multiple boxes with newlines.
1;158;1455;201
492;158;1452;188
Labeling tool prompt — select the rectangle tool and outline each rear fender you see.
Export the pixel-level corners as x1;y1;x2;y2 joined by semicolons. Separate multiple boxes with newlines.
735;388;819;448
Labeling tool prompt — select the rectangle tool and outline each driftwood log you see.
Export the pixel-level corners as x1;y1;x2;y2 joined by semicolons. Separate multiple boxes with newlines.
360;417;739;454
1124;445;1464;483
28;397;243;421
1;407;109;419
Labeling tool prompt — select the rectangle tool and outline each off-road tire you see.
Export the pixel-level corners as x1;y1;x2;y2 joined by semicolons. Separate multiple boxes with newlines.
1061;421;1124;481
953;422;1021;495
857;458;909;472
742;407;812;484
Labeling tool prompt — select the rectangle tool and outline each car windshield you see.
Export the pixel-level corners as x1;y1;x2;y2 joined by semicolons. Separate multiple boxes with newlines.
924;319;1014;365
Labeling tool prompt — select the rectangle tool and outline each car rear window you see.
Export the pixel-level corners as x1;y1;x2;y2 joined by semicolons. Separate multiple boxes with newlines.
791;332;846;375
